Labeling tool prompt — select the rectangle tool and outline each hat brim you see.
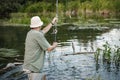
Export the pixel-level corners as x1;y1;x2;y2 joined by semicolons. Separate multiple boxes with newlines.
30;22;43;28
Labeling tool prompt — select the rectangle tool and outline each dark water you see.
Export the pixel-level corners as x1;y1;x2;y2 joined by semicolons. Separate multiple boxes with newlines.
0;24;120;80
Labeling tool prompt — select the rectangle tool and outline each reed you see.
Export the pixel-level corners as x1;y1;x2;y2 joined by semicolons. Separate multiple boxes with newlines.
113;47;120;68
95;42;112;64
94;48;101;64
102;42;111;64
95;42;120;70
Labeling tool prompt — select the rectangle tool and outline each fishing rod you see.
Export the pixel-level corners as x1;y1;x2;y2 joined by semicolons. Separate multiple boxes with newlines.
48;0;58;63
53;0;58;42
56;0;58;18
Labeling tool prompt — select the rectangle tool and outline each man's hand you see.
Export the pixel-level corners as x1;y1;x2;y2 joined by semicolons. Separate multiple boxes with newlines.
53;42;58;48
42;17;58;34
47;42;57;52
51;17;58;25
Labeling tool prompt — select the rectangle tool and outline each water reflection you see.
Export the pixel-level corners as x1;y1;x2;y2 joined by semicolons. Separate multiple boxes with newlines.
0;25;119;61
48;25;113;53
0;26;29;54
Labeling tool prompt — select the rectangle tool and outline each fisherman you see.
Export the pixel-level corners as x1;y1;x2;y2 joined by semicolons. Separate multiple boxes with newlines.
23;16;58;80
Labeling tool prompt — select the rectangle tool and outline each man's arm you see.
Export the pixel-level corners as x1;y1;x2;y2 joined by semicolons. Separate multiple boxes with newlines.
42;17;58;34
47;42;57;52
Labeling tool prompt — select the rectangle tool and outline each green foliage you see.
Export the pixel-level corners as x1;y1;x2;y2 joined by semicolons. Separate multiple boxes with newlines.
102;42;111;62
113;0;120;11
91;0;101;11
67;1;80;10
58;3;64;12
100;0;112;10
9;13;30;24
113;47;120;66
0;0;24;18
25;2;46;13
94;48;101;63
8;12;57;25
95;42;120;69
1;0;120;24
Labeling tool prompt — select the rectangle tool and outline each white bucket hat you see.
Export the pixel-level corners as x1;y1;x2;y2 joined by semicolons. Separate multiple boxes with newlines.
30;16;43;28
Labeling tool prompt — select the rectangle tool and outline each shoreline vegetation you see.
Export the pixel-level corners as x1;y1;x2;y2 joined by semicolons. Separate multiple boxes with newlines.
1;18;120;28
0;0;120;27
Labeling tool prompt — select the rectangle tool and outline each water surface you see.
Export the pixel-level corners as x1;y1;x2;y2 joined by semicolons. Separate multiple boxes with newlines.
0;24;120;80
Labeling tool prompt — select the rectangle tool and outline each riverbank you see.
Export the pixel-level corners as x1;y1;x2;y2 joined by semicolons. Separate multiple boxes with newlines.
1;18;120;28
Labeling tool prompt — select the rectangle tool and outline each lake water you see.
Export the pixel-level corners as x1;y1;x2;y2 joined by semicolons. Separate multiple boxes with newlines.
0;24;120;80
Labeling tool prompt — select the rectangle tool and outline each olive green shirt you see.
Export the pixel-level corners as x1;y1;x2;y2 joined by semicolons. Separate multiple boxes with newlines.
23;30;50;72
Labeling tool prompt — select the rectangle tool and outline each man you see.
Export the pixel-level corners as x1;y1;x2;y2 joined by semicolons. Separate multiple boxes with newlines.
23;16;58;80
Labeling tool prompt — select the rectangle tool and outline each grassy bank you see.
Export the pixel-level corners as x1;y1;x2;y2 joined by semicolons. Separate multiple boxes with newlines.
1;0;120;26
1;12;120;27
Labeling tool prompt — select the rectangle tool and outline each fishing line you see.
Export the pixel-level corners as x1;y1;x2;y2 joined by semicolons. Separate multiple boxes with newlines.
47;0;59;77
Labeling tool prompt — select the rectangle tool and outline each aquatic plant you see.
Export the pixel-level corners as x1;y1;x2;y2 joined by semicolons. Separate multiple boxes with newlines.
113;47;120;68
94;48;101;63
102;42;111;64
95;42;112;64
94;48;101;71
95;42;120;71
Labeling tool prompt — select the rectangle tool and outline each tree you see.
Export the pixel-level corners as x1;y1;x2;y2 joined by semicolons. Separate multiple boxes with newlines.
81;1;92;19
113;0;120;17
0;0;24;18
